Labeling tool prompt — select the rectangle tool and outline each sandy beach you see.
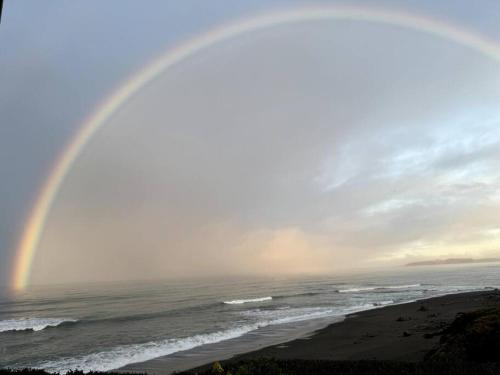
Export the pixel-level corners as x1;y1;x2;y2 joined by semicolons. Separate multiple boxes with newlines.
233;290;500;362
172;289;500;374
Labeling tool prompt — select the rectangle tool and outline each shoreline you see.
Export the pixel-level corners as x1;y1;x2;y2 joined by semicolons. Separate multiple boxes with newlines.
231;289;500;363
122;289;500;374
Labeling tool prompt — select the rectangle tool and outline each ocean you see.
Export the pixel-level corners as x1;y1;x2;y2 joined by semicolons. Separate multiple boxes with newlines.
0;264;499;373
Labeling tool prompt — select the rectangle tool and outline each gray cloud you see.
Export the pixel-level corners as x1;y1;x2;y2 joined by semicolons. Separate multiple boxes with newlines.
3;1;500;289
28;19;500;285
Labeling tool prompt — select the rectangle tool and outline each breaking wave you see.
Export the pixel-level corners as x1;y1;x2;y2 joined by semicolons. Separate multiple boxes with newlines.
35;326;258;373
31;301;406;371
338;284;421;293
240;306;339;323
223;296;272;304
34;303;374;373
0;318;77;333
34;314;327;373
273;292;323;299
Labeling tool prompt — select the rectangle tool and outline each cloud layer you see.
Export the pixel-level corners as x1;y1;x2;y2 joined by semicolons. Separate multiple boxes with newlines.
31;20;500;284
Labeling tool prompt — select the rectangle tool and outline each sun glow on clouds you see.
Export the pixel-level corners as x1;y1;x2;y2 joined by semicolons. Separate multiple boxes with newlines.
374;236;500;263
317;111;500;264
237;228;333;274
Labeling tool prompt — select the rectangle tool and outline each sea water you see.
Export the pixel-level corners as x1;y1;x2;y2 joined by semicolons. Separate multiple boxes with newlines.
0;263;498;373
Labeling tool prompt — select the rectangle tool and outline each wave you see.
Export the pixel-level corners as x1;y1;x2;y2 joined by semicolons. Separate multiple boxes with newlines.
382;284;421;290
33;305;356;373
338;284;421;293
32;300;399;373
273;292;323;299
240;306;338;323
223;296;272;305
338;286;377;293
240;301;390;325
0;318;77;333
422;285;493;296
34;313;331;373
35;326;259;373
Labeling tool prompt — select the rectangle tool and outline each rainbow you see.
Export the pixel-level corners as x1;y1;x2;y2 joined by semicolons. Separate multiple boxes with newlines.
11;6;500;292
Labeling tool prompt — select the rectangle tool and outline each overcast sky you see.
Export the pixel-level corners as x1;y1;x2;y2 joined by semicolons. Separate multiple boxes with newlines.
2;0;500;288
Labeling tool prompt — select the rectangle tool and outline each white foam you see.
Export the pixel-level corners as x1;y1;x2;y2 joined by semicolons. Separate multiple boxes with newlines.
382;284;421;290
338;284;421;293
343;303;379;313
33;305;348;373
31;285;496;373
338;287;377;293
240;306;338;323
32;301;398;373
223;296;272;304
35;326;260;373
424;285;487;293
0;318;77;333
241;302;386;325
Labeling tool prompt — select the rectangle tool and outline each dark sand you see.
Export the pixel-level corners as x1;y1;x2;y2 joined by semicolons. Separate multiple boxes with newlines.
235;290;500;363
124;290;500;374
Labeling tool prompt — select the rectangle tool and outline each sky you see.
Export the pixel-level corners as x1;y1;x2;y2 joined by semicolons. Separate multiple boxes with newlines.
2;0;500;289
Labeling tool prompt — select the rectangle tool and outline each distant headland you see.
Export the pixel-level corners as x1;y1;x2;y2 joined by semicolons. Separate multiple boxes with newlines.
406;257;500;267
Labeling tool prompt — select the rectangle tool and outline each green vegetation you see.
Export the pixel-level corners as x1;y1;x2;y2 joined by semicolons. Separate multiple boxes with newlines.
4;360;500;375
183;358;500;375
210;362;225;375
427;307;500;362
0;371;145;375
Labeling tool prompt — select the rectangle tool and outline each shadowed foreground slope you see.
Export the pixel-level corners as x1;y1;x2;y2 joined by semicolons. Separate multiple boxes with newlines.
181;358;500;375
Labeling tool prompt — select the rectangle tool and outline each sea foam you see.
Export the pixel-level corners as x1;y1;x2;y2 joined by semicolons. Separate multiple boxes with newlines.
34;302;387;373
223;296;272;304
36;326;260;373
35;319;288;373
240;306;339;323
338;284;421;293
0;318;77;333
